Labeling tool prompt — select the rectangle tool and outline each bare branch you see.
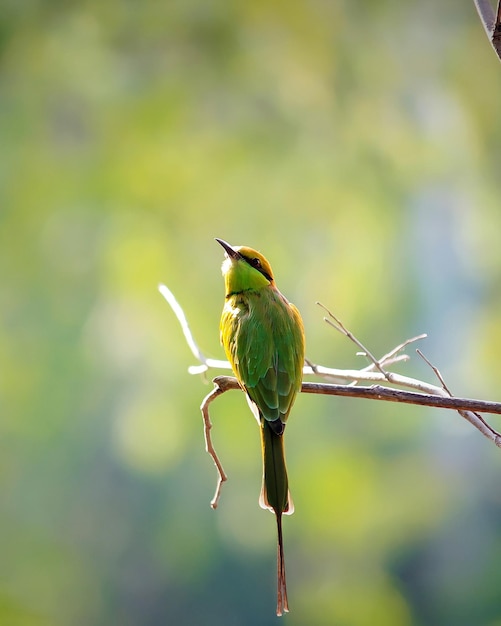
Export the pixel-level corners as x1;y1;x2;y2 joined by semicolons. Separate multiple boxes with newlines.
213;376;501;446
301;382;501;417
160;284;501;469
212;376;501;416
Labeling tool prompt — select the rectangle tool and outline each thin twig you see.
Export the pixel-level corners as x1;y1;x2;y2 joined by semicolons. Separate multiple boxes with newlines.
416;349;453;395
417;349;501;445
200;382;228;508
368;334;427;372
317;302;391;380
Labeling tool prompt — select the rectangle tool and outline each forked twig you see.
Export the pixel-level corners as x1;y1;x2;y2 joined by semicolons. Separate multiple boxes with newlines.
317;301;391;380
366;333;428;371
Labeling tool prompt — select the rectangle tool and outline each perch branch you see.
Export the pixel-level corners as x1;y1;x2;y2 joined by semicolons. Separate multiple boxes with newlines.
160;285;501;506
213;375;501;440
203;374;501;503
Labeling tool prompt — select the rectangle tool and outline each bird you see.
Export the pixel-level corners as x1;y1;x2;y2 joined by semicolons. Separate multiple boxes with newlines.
215;238;305;616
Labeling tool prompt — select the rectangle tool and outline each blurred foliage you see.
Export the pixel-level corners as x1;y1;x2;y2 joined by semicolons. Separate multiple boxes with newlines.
2;0;501;624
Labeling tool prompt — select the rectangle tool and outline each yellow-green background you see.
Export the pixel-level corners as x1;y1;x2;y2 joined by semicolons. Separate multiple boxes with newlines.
2;1;501;624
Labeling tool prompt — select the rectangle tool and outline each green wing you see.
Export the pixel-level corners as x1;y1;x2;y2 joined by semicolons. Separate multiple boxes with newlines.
221;290;304;433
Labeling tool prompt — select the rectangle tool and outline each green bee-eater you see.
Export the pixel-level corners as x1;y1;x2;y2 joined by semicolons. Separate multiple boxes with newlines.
216;238;305;616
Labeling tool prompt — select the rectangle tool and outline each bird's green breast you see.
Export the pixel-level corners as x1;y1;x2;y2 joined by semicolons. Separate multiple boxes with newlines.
220;286;304;429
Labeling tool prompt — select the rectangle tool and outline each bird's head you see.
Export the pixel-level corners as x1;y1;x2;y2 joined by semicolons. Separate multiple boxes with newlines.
216;238;275;295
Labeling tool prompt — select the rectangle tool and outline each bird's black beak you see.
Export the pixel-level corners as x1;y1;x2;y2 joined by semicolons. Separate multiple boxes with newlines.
215;238;241;260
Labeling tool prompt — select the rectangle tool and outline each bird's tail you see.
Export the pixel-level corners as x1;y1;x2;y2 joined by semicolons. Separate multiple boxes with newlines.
259;420;293;515
259;420;293;616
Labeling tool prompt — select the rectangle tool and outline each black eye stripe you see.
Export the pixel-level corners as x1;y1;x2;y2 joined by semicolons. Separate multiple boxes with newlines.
241;254;272;281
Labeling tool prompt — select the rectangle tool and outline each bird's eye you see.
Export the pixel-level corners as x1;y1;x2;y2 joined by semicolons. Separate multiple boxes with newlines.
250;258;262;268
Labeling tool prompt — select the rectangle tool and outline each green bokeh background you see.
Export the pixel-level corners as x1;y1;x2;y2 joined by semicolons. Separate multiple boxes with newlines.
2;1;501;624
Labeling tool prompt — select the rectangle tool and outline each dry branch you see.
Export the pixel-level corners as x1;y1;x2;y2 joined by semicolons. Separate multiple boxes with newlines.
211;376;501;445
159;283;501;505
